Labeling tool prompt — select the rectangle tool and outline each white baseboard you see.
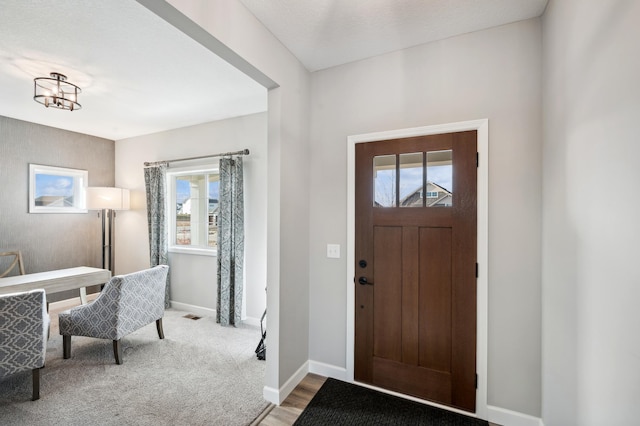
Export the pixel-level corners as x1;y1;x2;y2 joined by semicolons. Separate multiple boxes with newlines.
242;316;262;327
263;361;309;405
169;301;216;318
308;360;347;380
262;386;280;406
488;405;544;426
169;301;261;326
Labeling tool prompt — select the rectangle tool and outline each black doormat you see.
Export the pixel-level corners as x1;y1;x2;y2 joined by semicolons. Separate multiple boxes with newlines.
293;378;489;426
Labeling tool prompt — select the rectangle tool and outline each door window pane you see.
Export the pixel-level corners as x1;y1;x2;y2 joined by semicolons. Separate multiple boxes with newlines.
399;152;424;207
426;150;453;207
374;155;396;207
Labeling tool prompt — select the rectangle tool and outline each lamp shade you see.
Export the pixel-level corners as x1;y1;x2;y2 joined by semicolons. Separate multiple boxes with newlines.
86;187;130;210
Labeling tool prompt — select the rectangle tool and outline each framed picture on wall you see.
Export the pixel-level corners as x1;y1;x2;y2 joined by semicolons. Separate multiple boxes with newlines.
29;164;88;213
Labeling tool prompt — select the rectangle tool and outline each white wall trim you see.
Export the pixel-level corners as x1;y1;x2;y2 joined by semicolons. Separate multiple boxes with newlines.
262;385;280;406
346;119;489;419
169;301;217;318
242;316;262;328
263;360;309;404
169;301;261;327
488;405;544;426
309;360;348;381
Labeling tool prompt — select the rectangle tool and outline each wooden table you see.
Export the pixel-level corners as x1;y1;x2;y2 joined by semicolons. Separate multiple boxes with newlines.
0;267;111;304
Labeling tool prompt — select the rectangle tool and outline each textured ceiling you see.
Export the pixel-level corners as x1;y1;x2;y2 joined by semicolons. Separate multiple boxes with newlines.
0;0;267;140
239;0;549;71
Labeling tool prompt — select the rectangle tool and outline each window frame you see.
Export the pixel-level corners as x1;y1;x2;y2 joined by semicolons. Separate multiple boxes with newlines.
28;164;88;213
167;164;220;257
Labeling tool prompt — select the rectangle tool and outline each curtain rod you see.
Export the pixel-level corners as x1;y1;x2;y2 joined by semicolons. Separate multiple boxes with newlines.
144;149;249;167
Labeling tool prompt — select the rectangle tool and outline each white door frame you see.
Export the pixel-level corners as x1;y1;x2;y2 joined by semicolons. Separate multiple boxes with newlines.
346;119;489;419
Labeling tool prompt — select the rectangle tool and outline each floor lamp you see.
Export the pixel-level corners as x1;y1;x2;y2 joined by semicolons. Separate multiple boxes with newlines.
86;187;130;275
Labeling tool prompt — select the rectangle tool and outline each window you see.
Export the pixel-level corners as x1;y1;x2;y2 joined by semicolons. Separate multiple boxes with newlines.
29;164;88;213
373;150;453;208
168;167;220;255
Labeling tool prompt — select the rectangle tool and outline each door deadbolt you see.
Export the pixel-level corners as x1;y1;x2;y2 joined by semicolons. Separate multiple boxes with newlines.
359;260;367;268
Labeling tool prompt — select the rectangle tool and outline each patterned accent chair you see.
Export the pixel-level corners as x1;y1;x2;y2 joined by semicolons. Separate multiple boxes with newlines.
0;289;49;400
59;265;169;365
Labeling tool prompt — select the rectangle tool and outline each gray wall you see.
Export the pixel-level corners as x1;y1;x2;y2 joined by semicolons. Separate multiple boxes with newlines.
0;115;114;301
308;19;543;416
542;1;640;424
164;0;312;396
115;113;268;323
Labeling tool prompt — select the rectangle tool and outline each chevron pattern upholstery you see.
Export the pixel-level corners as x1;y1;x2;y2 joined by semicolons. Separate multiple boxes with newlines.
59;265;168;364
0;289;49;400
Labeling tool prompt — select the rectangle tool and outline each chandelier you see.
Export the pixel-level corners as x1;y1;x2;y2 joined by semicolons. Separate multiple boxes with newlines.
33;72;82;111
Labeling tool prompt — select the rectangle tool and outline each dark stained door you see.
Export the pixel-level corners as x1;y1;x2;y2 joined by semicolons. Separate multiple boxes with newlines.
354;131;477;412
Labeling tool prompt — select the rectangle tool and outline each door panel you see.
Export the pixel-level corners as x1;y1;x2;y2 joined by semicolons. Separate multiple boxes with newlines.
373;356;452;403
373;226;402;362
420;227;452;373
401;226;419;366
355;131;477;412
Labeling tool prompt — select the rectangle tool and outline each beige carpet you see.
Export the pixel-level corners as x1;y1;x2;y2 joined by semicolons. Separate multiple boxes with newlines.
0;309;268;426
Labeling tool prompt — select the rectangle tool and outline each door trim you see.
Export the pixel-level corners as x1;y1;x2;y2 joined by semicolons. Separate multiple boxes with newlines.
346;119;489;419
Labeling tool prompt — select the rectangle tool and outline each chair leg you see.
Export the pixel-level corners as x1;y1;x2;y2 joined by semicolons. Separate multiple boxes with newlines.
113;340;122;365
156;318;165;340
32;368;40;401
63;335;71;359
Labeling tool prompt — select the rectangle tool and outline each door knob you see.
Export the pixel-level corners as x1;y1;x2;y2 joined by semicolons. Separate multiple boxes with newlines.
358;276;373;285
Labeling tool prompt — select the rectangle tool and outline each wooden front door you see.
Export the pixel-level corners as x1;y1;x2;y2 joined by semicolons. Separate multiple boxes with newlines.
354;131;477;412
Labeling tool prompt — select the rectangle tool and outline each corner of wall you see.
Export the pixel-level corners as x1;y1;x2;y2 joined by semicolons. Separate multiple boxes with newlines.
263;360;309;405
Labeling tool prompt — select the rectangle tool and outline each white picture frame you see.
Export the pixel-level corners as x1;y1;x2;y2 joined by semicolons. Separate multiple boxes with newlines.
29;164;88;213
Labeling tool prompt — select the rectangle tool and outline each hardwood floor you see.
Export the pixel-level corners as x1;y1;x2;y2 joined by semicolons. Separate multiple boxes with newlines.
254;373;327;425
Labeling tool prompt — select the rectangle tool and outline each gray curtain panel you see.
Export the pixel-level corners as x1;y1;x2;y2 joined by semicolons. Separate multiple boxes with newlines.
217;157;244;326
144;163;171;308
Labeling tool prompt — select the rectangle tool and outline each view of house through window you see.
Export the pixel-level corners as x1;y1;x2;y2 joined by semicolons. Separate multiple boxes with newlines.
170;169;220;251
373;150;453;208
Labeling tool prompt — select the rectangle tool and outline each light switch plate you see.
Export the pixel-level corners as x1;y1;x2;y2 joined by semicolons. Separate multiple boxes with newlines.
327;244;340;259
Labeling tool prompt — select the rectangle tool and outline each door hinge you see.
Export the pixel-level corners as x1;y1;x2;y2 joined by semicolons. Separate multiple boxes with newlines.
475;263;479;278
475;374;478;389
476;152;479;168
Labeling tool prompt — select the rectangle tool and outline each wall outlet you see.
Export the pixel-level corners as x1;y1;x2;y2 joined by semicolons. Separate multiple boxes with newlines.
327;244;340;259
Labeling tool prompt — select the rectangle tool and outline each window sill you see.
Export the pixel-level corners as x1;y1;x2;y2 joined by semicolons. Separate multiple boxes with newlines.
168;246;217;257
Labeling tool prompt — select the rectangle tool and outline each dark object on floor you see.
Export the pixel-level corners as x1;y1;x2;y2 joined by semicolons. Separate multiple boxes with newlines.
293;378;489;426
255;309;266;360
183;313;202;320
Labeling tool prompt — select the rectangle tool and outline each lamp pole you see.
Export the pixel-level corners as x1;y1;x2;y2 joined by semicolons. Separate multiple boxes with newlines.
100;208;116;274
87;187;129;276
109;208;115;274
